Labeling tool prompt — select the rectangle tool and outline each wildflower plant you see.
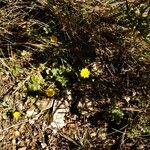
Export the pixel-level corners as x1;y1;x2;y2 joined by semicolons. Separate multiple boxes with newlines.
108;107;124;123
46;66;71;87
13;111;21;120
50;35;58;45
45;87;56;97
80;68;90;78
43;25;52;34
28;72;45;92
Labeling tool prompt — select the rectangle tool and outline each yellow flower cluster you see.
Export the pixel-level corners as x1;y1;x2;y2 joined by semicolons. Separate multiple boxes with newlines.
80;68;90;78
45;87;56;97
13;111;21;120
50;35;58;45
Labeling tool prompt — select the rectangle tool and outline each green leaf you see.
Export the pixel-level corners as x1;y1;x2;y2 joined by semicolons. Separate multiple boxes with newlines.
30;72;45;85
28;82;41;92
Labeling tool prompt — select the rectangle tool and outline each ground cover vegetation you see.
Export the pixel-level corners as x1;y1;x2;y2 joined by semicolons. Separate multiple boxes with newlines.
0;0;150;149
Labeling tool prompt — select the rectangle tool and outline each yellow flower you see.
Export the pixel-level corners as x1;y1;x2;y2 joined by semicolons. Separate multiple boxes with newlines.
13;111;21;120
50;35;58;45
80;68;90;78
45;87;56;97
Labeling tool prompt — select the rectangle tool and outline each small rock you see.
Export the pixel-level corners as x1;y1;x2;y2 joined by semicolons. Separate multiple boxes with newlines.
123;96;131;102
101;133;107;140
91;132;97;137
26;106;36;117
41;143;47;149
14;131;20;137
36;100;50;110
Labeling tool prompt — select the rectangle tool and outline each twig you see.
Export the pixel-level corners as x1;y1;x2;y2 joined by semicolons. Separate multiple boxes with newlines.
59;133;80;146
108;125;128;136
122;107;144;112
12;76;30;95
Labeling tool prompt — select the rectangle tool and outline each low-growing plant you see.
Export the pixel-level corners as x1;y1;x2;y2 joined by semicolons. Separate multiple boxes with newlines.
144;126;150;134
43;24;52;35
108;106;124;123
27;71;45;92
127;128;141;138
46;66;71;87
